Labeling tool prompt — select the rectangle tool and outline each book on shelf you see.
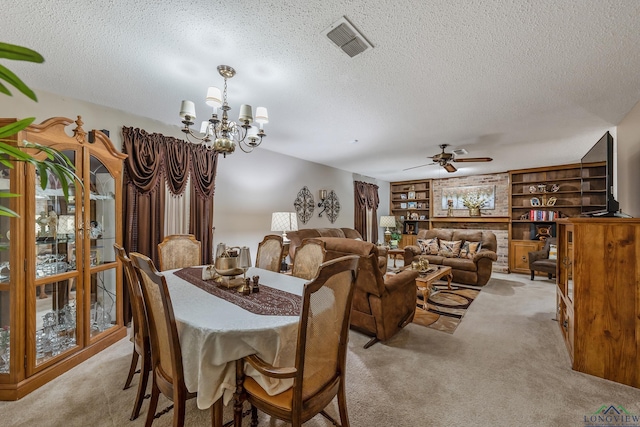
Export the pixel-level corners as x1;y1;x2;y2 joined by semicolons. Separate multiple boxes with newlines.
529;210;559;221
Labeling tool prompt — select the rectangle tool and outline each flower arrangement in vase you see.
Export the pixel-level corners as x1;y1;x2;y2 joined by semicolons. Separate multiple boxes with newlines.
460;192;488;216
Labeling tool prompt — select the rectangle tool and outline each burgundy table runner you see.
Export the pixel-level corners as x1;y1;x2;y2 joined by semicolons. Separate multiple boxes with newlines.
173;267;302;316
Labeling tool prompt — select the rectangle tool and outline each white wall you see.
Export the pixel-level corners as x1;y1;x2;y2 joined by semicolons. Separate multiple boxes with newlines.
616;100;640;218
0;90;390;257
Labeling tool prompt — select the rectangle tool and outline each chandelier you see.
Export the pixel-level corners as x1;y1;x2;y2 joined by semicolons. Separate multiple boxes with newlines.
179;65;268;156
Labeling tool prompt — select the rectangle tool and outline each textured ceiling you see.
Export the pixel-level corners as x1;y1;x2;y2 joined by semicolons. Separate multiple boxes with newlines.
3;0;640;181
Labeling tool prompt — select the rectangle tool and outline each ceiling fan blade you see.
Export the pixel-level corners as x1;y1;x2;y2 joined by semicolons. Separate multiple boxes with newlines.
402;163;432;171
444;163;457;173
452;157;493;163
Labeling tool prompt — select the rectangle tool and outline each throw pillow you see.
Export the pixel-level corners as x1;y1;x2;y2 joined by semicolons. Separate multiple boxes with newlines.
459;241;482;259
548;244;558;260
438;240;462;258
417;238;439;255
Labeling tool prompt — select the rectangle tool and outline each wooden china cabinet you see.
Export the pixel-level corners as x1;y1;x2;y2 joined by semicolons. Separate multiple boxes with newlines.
556;217;640;388
0;116;127;400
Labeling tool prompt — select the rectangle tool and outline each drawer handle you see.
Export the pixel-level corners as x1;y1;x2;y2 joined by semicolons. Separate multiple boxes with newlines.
562;319;568;330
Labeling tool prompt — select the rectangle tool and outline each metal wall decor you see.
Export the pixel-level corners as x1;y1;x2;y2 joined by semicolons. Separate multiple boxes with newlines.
324;190;341;223
294;186;315;224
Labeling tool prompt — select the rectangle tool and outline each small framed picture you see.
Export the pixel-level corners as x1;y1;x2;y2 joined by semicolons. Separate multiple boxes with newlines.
419;215;426;220
400;193;407;199
400;202;407;209
407;191;416;199
407;201;417;209
403;221;418;235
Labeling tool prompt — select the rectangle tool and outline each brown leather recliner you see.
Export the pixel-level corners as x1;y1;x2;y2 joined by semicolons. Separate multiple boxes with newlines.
318;237;419;349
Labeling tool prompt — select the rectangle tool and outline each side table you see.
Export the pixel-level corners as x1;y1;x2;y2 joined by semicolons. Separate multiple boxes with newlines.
388;248;405;268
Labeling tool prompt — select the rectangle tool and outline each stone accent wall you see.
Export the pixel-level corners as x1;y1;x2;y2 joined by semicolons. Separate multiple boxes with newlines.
430;173;510;273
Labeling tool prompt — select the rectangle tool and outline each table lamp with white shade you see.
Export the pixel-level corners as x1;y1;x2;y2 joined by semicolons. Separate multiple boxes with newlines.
379;215;397;245
271;212;298;242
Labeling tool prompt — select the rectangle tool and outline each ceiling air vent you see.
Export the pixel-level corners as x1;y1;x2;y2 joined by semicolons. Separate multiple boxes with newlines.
322;16;373;58
452;148;468;156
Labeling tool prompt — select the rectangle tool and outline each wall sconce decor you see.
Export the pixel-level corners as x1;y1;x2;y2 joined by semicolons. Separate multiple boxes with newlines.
294;186;315;225
317;189;341;223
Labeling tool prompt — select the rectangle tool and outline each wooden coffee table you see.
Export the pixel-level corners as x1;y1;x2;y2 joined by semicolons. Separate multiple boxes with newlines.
415;265;453;310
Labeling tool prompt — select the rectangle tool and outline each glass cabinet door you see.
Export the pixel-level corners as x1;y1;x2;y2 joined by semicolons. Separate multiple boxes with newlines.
33;149;79;366
87;155;117;338
0;164;11;374
566;229;574;302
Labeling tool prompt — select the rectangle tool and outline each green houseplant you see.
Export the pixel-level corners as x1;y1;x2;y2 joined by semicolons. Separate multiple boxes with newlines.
0;42;77;217
390;229;402;248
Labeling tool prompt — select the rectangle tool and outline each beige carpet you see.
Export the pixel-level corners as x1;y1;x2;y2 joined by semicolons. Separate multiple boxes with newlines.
2;273;640;426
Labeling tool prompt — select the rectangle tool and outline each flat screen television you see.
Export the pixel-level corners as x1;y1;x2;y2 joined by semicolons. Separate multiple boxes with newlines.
580;131;619;216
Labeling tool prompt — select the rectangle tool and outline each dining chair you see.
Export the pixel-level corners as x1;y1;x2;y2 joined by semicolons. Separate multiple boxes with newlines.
234;254;359;427
255;234;284;272
290;238;326;280
114;244;151;421
130;252;223;427
157;234;202;271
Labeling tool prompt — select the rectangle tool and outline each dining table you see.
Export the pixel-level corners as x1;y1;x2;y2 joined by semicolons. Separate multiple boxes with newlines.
164;265;307;411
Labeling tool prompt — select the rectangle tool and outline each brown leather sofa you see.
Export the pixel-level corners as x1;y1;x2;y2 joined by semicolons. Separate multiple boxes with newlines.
404;229;497;286
287;227;388;272
317;237;419;348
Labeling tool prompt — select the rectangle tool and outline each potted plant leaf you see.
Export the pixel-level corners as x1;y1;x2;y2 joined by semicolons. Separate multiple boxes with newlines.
0;42;78;217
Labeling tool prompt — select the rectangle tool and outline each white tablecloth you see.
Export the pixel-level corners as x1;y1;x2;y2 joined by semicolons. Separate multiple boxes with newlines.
165;266;306;409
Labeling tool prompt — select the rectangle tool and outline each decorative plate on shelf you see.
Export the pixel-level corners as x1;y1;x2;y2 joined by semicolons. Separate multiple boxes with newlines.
550;184;559;192
529;185;537;193
530;197;540;206
547;197;557;206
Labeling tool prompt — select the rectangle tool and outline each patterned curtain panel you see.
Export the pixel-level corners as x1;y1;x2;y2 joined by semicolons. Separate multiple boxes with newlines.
353;181;380;243
122;127;166;265
189;145;218;265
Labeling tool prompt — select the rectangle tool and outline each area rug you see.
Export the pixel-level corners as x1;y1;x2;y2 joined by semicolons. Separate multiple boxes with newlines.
413;284;480;334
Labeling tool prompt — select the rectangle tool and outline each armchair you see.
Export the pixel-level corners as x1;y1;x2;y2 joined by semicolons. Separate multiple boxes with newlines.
318;237;419;348
528;237;557;280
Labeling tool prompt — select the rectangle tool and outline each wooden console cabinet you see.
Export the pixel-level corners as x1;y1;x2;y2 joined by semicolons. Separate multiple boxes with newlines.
0;117;127;399
556;217;640;388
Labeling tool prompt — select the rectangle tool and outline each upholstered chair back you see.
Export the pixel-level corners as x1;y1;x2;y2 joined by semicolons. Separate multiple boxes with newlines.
255;235;284;272
291;238;327;280
157;234;202;271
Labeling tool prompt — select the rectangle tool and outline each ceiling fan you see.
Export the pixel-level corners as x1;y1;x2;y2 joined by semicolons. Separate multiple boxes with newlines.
403;144;493;173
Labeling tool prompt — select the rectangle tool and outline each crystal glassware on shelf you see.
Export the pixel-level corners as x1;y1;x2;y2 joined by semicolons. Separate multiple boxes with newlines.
0;326;10;373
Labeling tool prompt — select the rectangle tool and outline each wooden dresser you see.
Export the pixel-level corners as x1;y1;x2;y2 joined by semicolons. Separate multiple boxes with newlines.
556;217;640;388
